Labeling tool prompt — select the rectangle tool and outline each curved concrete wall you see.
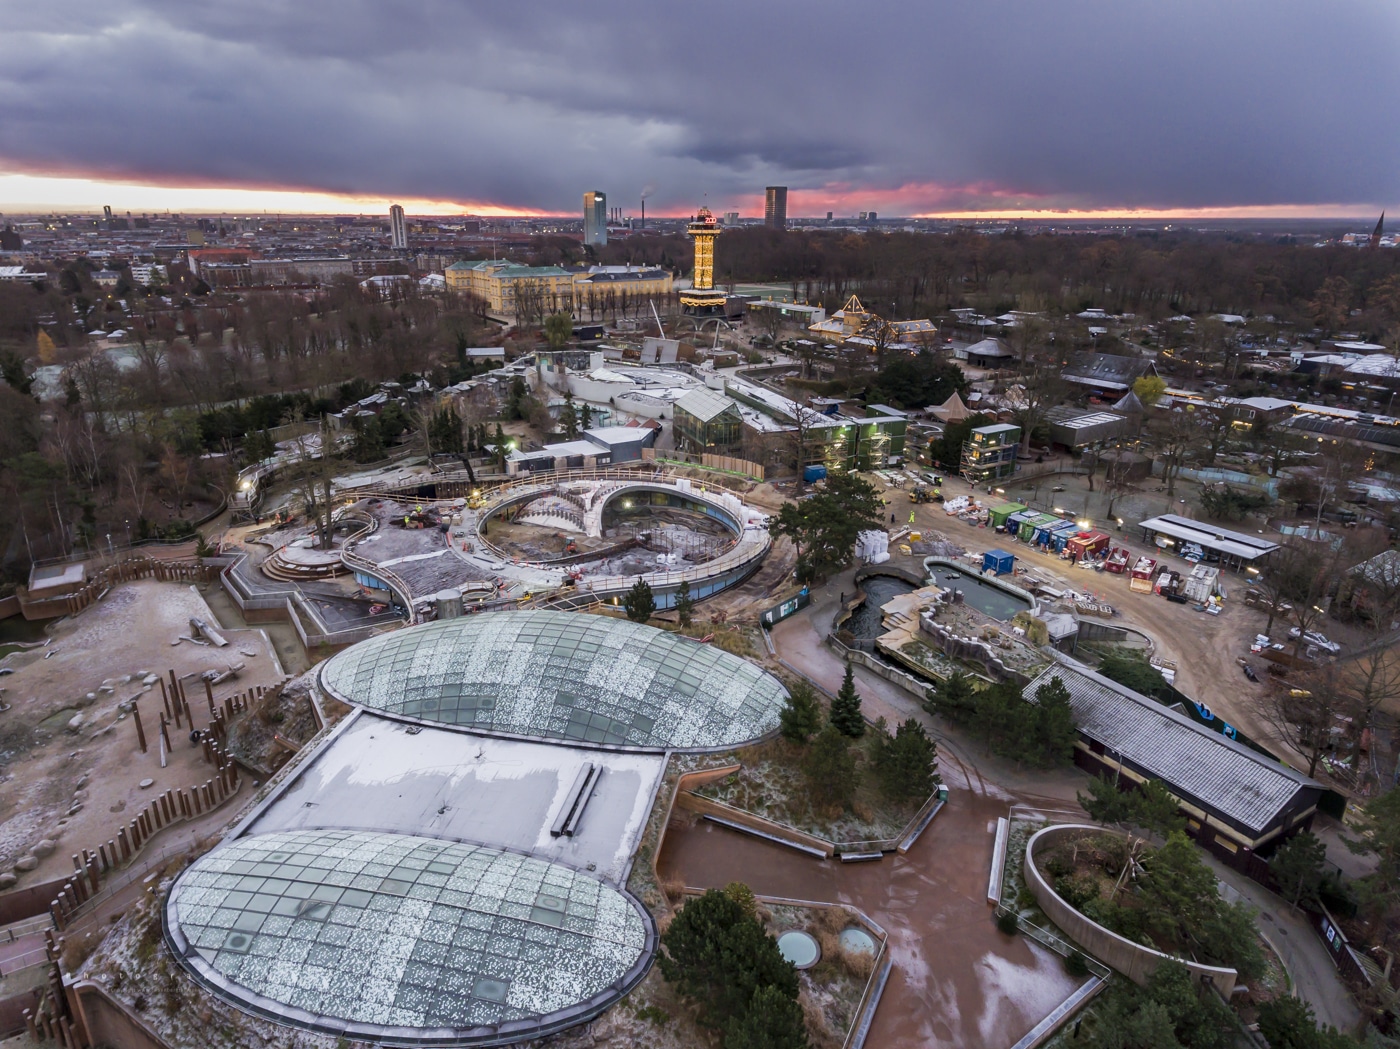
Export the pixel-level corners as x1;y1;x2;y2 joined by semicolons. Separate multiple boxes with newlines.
1023;824;1237;996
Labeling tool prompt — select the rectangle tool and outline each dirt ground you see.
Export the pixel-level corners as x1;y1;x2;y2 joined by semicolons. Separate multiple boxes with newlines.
0;580;283;890
898;470;1373;774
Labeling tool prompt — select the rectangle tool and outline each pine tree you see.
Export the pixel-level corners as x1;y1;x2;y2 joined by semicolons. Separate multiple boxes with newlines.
724;984;810;1049
561;392;579;439
779;681;822;743
1271;831;1326;910
658;889;799;1031
803;725;857;809
1030;674;1078;768
580;401;593;429
674;579;694;628
875;718;940;802
624;577;655;622
829;662;864;737
925;670;977;725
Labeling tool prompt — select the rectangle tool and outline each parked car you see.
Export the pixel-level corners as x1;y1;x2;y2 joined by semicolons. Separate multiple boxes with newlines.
1288;627;1341;653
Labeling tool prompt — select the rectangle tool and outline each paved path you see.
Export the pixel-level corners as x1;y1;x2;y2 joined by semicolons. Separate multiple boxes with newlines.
771;578;1363;1035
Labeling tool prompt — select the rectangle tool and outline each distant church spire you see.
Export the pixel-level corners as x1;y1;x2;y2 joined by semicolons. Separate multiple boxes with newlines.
1371;212;1385;249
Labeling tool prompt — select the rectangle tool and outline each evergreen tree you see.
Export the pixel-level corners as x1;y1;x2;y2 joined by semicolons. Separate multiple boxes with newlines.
507;375;529;420
493;422;508;471
674;579;694;627
724;984;810;1049
779;681;822;743
925;670;977;725
580;401;593;429
624;577;655;622
803;725;857;809
1030;675;1079;767
243;428;276;463
1271;831;1327;910
659;889;799;1031
560;392;579;439
1077;775;1184;837
829;662;864;737
874;718;940;802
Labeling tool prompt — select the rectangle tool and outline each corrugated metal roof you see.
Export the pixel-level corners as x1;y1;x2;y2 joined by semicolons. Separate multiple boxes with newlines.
1027;661;1316;833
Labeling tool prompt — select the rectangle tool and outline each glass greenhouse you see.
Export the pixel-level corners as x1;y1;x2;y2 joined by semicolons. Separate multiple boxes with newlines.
318;611;787;750
166;830;654;1044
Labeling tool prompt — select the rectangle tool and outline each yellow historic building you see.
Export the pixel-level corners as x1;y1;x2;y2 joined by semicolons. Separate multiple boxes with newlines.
445;261;673;319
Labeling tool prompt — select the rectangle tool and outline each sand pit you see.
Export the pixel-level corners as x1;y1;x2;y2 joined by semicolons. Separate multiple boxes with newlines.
0;580;283;892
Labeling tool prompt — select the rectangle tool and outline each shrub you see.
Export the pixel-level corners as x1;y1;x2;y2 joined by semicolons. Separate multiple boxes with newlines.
1064;950;1089;977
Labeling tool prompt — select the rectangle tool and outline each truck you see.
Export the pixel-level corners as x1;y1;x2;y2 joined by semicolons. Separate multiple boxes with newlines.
909;485;942;503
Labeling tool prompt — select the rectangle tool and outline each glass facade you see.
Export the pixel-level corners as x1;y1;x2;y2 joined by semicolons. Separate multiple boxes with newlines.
167;830;653;1043
318;611;786;751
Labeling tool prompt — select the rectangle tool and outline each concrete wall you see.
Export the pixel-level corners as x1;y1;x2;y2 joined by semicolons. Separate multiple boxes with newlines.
676;791;836;858
74;982;173;1049
1024;824;1238;996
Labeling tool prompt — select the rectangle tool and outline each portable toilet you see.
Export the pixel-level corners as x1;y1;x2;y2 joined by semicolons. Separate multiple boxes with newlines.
988;502;1027;529
983;549;1015;576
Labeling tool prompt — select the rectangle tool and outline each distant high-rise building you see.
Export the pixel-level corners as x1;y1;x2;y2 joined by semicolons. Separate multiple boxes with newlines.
389;204;407;250
584;191;607;247
765;187;788;230
723;212;739;226
826;212;833;222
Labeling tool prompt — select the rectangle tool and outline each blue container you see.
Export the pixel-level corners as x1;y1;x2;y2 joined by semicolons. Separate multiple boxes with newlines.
803;464;828;483
982;549;1015;576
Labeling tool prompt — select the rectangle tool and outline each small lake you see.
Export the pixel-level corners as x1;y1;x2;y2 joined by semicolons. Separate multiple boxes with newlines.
923;564;1030;622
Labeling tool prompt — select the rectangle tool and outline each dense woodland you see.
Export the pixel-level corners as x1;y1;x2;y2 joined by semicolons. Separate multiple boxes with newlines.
0;230;1397;583
555;227;1400;337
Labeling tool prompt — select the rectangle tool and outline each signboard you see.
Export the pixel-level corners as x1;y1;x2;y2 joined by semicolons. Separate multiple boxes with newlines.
760;590;810;628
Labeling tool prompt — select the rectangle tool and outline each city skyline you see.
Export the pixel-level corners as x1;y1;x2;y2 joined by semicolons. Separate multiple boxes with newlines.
1;2;1396;218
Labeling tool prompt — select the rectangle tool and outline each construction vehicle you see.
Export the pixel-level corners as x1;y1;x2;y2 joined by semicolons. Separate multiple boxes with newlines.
909;485;942;504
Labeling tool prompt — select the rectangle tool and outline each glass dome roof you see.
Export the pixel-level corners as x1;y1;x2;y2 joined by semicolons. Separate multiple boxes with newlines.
165;830;654;1044
318;611;786;750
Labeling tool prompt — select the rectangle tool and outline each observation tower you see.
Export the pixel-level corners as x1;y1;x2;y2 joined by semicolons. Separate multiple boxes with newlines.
679;206;727;315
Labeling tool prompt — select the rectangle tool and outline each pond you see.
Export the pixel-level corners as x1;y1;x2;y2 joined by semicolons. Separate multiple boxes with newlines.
0;615;49;660
844;575;918;639
922;563;1030;622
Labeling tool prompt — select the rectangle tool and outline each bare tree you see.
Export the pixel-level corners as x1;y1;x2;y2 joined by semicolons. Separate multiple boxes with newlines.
1263;662;1352;778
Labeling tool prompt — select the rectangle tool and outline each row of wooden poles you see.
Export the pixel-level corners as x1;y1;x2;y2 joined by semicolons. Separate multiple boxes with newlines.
20;673;285;1046
20;954;76;1046
63;557;218;616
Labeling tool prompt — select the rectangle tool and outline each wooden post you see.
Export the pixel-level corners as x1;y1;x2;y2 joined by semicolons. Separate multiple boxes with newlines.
204;677;215;716
132;703;147;753
159;713;172;755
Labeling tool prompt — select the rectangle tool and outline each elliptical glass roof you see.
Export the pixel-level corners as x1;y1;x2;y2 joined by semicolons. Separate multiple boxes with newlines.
318;611;787;750
166;830;654;1044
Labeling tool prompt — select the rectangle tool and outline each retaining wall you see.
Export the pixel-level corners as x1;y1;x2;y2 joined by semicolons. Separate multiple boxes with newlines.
676;792;835;858
1023;824;1238;996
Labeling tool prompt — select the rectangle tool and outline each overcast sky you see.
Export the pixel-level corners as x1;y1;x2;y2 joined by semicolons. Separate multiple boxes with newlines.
1;1;1397;215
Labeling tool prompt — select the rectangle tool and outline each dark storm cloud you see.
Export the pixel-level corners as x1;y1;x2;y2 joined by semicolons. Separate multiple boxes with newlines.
0;0;1396;212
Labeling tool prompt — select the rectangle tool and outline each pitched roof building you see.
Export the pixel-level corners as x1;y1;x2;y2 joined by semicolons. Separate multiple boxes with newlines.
1025;660;1321;856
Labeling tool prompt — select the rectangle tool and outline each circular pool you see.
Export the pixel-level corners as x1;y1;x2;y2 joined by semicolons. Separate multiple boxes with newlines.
776;930;821;969
839;926;877;956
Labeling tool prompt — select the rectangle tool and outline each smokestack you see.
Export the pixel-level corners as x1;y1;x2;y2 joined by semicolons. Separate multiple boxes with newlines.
640;198;645;230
